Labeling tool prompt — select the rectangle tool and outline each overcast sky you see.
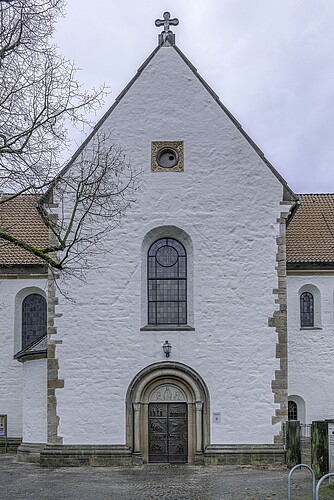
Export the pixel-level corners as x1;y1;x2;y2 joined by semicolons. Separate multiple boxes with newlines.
53;0;334;194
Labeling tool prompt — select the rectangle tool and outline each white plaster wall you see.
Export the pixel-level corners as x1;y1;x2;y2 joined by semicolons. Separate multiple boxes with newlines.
22;359;47;443
0;277;47;437
55;46;287;445
288;274;334;423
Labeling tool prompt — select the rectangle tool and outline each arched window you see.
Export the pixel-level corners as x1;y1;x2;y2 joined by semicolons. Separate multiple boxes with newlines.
148;238;187;325
288;400;298;421
22;294;47;349
300;292;314;327
288;395;305;423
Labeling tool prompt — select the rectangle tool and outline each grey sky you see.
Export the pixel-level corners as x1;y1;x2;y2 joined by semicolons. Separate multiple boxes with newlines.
54;0;334;193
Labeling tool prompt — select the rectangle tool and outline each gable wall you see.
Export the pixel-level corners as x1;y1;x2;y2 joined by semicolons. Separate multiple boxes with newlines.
54;46;289;446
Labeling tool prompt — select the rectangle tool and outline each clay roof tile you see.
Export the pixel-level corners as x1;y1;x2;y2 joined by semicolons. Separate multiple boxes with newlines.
0;194;49;266
286;193;334;263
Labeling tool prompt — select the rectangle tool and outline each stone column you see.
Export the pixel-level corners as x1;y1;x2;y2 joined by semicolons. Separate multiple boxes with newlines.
133;403;141;453
195;401;203;453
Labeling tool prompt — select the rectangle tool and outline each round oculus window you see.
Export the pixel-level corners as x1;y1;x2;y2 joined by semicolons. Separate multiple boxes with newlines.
156;147;179;168
156;245;178;267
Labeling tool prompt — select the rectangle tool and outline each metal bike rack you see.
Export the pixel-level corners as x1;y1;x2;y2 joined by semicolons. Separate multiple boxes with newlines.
315;472;334;500
288;463;316;500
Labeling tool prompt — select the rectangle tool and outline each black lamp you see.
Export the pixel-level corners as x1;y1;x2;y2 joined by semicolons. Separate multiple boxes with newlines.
163;340;172;358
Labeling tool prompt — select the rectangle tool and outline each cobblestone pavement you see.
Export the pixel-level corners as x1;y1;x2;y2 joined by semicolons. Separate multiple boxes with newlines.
0;454;319;499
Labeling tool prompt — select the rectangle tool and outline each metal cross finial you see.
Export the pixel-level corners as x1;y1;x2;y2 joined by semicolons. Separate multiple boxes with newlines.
155;12;179;33
155;12;179;45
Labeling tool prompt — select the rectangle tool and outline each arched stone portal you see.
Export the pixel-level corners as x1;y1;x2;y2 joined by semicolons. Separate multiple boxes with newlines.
126;362;210;464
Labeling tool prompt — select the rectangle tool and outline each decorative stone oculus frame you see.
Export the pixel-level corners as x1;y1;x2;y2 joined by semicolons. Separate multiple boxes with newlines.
151;141;184;172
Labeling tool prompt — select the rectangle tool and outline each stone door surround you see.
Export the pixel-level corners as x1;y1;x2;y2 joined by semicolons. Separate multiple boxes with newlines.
126;362;210;464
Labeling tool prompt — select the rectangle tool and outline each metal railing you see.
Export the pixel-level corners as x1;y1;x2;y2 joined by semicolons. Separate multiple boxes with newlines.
300;424;312;465
315;473;334;500
288;464;315;500
300;423;312;438
288;464;334;500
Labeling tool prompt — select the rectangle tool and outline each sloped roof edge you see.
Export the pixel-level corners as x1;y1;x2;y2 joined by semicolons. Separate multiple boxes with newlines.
46;42;296;202
172;45;297;202
14;333;47;362
44;45;161;196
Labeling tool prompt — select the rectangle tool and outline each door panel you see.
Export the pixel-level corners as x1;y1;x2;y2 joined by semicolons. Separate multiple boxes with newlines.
148;403;188;463
148;403;168;463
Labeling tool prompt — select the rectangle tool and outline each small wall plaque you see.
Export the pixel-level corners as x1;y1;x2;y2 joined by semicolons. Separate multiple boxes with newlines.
213;412;221;424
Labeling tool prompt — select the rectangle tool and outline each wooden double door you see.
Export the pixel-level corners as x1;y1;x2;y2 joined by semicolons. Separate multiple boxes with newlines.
148;402;188;463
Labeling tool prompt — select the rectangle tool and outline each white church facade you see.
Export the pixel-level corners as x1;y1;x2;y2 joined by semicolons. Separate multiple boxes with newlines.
0;15;333;466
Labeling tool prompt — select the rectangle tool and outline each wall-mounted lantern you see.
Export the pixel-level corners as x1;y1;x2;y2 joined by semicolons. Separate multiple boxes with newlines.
162;340;172;358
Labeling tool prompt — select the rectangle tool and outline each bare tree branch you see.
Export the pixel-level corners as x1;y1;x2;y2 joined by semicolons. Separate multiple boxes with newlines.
0;0;107;193
0;1;139;276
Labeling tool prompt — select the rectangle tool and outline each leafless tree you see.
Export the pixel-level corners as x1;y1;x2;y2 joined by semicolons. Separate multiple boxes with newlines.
0;0;137;272
40;132;138;272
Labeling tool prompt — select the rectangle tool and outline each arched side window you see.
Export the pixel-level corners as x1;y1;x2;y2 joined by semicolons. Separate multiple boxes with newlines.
22;293;47;349
298;284;321;329
288;395;306;423
288;400;298;420
148;238;187;325
300;292;314;328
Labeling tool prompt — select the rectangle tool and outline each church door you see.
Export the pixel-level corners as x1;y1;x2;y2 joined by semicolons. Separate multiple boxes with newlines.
148;403;188;463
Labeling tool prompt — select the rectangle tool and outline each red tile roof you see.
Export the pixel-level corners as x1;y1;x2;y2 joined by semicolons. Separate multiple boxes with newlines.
0;195;49;266
287;194;334;263
1;193;334;268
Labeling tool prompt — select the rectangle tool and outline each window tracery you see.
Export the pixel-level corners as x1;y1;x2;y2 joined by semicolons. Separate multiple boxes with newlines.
147;238;187;325
22;293;47;348
300;291;314;328
288;400;298;420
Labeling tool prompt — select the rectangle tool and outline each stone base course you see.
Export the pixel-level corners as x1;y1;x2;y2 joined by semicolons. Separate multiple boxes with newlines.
0;438;21;453
204;444;285;466
17;442;285;467
17;442;45;463
40;444;133;467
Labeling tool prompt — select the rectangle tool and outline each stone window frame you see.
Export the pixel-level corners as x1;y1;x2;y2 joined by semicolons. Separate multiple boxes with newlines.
151;141;184;172
141;226;194;331
298;284;322;330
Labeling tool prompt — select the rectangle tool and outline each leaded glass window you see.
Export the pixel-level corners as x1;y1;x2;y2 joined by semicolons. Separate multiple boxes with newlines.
148;238;187;325
300;292;314;327
288;401;298;420
22;294;47;349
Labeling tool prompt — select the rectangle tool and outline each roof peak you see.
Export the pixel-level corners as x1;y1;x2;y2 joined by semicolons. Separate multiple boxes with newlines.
155;11;179;46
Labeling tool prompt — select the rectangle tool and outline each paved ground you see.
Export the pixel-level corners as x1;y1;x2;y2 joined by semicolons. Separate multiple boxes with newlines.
0;454;330;499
